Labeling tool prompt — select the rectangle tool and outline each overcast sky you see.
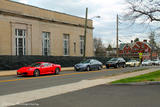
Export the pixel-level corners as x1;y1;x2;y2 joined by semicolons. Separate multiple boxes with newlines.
12;0;159;47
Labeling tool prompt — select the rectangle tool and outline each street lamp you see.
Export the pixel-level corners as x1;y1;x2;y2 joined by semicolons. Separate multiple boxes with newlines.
83;8;100;58
90;16;101;19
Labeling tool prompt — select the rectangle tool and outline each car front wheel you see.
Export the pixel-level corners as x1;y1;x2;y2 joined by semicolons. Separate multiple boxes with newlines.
34;70;40;77
55;68;60;75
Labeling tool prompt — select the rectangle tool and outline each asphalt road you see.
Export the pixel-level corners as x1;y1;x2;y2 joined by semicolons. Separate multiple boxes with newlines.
0;66;154;96
16;84;160;107
0;66;159;107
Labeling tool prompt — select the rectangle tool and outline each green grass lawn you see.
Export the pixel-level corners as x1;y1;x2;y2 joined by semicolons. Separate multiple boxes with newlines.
112;70;160;84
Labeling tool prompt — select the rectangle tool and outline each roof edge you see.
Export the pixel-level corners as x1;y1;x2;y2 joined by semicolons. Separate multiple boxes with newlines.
8;0;92;21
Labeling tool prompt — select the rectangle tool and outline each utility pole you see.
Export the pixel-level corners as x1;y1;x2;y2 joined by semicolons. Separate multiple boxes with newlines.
116;14;119;58
83;8;88;58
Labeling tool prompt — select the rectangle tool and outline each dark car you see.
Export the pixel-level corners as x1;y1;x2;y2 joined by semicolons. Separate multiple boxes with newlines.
106;58;126;68
74;59;103;71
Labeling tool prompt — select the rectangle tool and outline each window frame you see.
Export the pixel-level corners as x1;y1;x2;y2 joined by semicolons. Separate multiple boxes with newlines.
42;32;50;56
80;35;84;55
15;29;26;56
63;34;70;56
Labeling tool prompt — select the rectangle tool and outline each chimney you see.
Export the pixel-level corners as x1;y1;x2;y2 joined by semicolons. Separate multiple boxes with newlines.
143;40;147;43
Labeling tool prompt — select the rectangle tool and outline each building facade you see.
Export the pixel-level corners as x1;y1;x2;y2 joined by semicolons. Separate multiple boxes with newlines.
0;0;94;56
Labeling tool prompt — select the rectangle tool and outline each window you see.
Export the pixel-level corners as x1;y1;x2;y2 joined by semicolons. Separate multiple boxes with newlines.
80;35;84;55
42;63;50;67
142;44;145;48
42;32;50;56
15;29;26;56
63;34;69;56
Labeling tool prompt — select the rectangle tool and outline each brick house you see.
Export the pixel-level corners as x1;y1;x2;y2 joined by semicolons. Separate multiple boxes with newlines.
119;40;158;59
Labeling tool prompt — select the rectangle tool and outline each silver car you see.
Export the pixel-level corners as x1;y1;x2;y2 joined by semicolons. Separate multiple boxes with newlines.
74;59;103;71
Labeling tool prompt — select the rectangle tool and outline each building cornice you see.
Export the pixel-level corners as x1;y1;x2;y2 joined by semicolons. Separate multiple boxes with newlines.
0;9;94;29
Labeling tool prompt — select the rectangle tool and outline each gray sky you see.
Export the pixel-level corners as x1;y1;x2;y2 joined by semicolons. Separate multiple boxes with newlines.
12;0;159;47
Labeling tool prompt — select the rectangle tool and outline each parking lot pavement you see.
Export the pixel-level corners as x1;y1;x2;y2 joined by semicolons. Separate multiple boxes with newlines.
13;84;160;107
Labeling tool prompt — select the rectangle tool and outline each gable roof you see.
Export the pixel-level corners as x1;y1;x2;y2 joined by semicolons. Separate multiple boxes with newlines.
120;41;152;50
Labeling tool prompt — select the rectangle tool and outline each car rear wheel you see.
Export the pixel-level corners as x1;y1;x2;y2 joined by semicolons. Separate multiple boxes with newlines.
106;66;109;69
86;66;90;71
34;70;40;77
115;64;118;68
98;65;102;70
55;68;60;75
123;64;126;68
133;63;136;67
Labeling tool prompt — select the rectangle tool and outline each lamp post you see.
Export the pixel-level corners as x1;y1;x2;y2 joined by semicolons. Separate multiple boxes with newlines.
91;16;101;19
116;14;119;58
83;8;88;58
83;8;100;58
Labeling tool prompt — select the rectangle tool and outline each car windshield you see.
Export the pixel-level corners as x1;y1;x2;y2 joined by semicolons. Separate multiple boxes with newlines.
80;60;90;63
153;59;158;61
109;58;118;61
143;60;149;62
128;60;136;62
30;63;41;67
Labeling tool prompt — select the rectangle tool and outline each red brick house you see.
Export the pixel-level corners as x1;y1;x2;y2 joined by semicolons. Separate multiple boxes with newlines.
119;40;157;59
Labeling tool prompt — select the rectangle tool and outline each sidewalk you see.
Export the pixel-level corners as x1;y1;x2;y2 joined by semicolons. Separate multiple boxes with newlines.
0;67;74;77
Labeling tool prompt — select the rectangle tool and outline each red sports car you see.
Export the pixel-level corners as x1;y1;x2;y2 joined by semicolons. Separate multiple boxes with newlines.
17;62;61;76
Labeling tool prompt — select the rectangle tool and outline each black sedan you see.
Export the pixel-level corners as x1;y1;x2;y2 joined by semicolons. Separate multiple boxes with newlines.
106;58;126;68
74;59;103;71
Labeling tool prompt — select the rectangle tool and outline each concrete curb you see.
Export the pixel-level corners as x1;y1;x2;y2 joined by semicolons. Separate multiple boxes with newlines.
108;81;160;86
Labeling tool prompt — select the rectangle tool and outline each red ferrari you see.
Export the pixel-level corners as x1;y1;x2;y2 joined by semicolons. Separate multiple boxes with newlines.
17;62;61;76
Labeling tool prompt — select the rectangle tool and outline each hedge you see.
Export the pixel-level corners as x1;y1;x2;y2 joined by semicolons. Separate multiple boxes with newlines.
0;56;113;70
0;55;132;70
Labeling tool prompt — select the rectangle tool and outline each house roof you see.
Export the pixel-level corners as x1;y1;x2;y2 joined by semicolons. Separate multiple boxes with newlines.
119;43;126;50
119;41;152;50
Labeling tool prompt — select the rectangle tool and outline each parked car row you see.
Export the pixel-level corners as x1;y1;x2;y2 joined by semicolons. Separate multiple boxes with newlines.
17;57;160;77
142;59;160;66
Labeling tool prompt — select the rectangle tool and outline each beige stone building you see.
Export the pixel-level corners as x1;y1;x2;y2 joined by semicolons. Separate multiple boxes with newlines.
0;0;94;56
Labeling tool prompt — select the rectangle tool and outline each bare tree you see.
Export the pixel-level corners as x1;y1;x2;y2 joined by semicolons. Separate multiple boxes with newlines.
124;0;160;24
149;31;157;47
134;37;140;42
93;38;106;56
